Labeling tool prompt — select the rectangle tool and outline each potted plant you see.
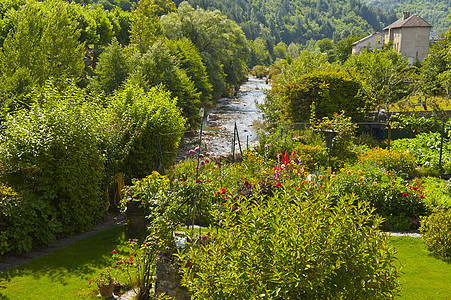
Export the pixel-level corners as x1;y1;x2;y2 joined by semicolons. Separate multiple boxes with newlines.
90;267;116;298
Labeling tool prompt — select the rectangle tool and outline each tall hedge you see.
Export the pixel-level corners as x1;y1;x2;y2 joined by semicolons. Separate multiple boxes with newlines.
287;71;365;122
267;71;366;124
104;84;186;182
0;82;105;237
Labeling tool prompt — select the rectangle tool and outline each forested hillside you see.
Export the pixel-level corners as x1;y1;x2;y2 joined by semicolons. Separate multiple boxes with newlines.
362;0;451;33
173;0;397;45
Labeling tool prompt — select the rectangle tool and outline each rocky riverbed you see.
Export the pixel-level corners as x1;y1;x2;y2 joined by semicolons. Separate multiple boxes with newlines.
175;77;271;161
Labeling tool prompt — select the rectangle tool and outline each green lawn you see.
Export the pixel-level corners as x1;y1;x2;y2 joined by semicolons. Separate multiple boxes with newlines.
389;236;451;299
0;226;127;300
1;228;450;299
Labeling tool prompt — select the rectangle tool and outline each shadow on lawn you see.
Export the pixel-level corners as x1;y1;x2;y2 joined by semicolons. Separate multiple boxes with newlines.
0;226;126;287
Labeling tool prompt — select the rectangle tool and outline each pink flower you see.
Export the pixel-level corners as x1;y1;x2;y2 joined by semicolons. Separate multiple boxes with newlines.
276;152;282;158
221;188;226;194
199;153;204;158
194;147;200;152
213;165;218;169
205;157;210;163
200;160;205;166
89;280;92;285
202;236;208;241
402;192;408;197
189;149;195;155
196;179;201;183
111;250;117;254
207;179;211;183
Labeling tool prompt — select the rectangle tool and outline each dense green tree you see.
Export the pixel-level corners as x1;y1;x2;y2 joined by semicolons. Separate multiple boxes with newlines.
166;38;213;107
345;48;416;111
128;39;202;126
105;83;186;180
273;41;287;59
0;0;85;110
90;38;131;94
333;35;361;63
108;7;132;45
129;0;163;53
161;2;249;96
175;0;396;46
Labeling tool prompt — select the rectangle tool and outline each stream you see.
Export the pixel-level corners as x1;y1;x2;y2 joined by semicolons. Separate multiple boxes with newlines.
175;77;271;160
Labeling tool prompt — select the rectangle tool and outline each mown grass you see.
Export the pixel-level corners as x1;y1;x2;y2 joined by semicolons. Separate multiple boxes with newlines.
1;226;450;299
389;236;451;299
0;226;127;300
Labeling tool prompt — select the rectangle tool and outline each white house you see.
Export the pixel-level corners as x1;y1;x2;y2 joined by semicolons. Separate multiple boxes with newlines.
384;12;431;63
351;32;384;54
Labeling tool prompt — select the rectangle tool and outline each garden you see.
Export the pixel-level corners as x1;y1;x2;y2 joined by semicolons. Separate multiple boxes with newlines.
0;2;450;296
2;109;451;298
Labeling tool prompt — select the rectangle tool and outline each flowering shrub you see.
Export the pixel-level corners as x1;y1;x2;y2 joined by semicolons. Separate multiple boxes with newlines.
357;147;417;178
179;192;400;298
90;267;116;287
420;206;451;260
331;168;429;231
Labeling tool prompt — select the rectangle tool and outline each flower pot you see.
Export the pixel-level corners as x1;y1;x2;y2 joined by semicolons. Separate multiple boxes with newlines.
98;283;115;298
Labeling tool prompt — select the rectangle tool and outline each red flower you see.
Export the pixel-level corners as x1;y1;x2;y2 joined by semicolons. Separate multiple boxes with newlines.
412;186;418;191
221;188;226;194
283;152;290;164
402;192;408;197
275;182;283;188
420;194;425;199
196;179;201;183
182;178;187;182
111;250;117;254
207;179;211;183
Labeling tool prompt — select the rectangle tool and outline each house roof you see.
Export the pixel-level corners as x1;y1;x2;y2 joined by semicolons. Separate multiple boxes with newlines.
384;14;431;30
352;32;384;46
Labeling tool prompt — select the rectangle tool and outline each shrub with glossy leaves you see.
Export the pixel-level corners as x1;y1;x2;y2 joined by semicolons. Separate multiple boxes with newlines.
179;192;400;299
420;206;451;260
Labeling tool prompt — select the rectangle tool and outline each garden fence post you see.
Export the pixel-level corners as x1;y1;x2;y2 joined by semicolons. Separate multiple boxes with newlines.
439;119;445;170
232;125;236;162
235;122;242;158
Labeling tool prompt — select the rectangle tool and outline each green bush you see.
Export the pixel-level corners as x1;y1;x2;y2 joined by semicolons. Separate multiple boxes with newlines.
420;206;451;260
273;71;366;123
331;168;429;231
0;82;105;236
179;193;400;299
421;177;451;209
0;181;61;254
104;84;186;182
357;147;417;179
